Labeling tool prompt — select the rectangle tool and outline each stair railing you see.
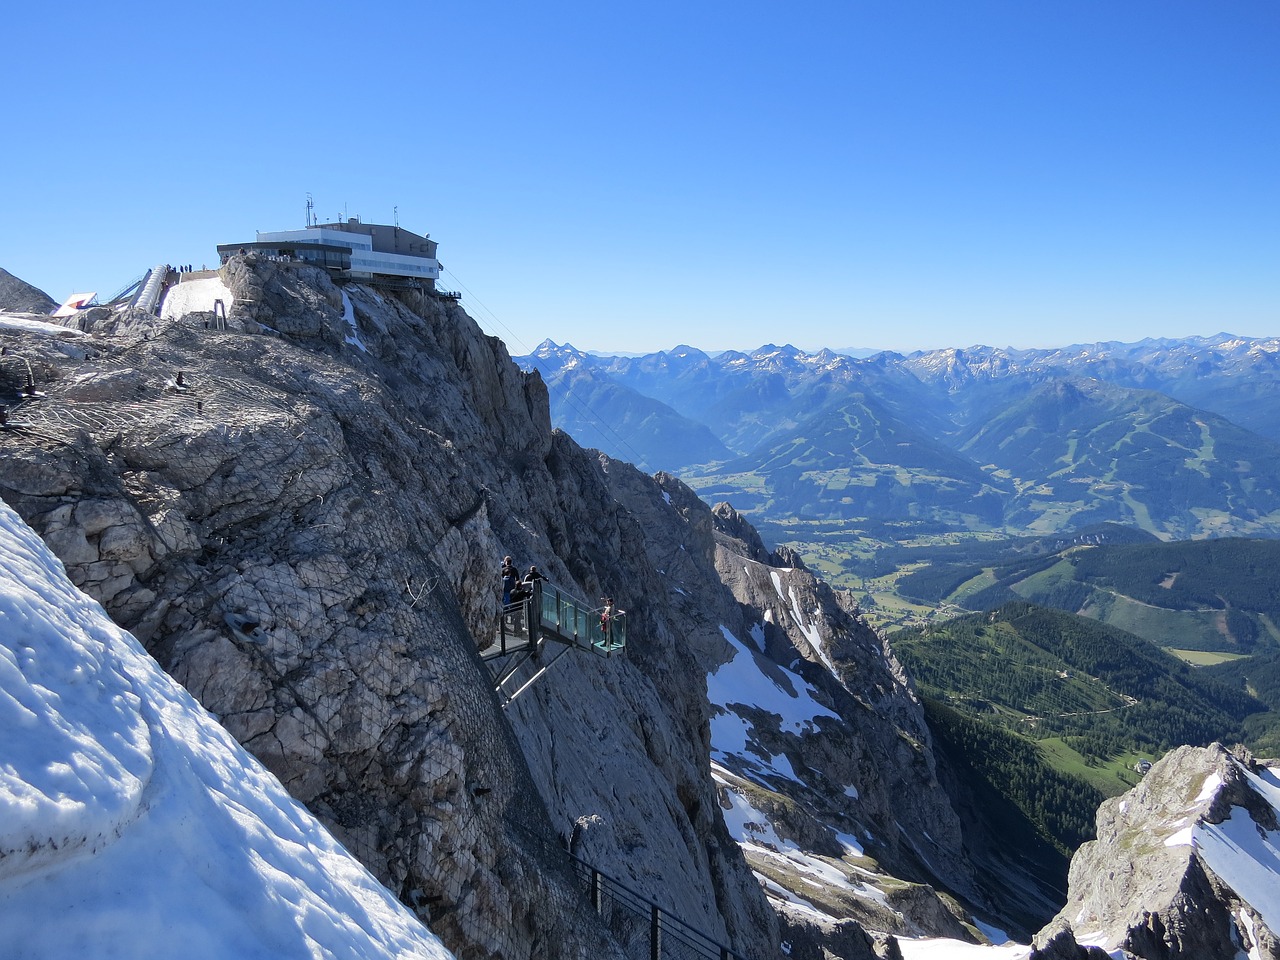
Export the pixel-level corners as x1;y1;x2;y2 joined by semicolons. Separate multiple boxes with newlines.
567;851;750;960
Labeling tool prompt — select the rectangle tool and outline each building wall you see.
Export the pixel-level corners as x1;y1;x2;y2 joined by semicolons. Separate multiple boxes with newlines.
252;223;439;283
314;221;438;260
349;251;440;280
257;228;375;252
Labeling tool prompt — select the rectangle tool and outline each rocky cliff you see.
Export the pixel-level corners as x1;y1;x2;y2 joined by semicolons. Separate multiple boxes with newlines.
0;266;58;315
0;258;1032;957
0;496;457;960
1033;743;1280;960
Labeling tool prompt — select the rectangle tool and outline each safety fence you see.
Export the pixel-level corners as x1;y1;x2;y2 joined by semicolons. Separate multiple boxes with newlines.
538;581;626;653
482;581;625;662
569;852;750;960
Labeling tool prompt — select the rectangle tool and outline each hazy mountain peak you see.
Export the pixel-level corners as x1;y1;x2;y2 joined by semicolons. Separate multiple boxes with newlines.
667;343;706;358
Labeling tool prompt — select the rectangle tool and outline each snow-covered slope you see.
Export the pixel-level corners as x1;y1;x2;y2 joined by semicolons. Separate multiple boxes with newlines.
159;275;235;320
0;499;454;960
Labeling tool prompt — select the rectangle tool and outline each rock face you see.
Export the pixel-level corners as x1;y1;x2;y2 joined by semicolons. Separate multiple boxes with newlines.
0;258;1014;957
0;266;58;315
1033;743;1280;960
698;500;989;938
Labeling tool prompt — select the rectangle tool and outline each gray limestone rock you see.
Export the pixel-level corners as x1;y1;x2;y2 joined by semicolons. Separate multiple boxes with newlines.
0;259;774;959
0;266;58;315
1035;743;1280;960
1030;920;1112;959
0;254;1062;958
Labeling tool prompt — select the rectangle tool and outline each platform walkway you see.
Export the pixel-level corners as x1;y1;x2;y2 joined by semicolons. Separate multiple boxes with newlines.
480;581;625;705
133;264;171;315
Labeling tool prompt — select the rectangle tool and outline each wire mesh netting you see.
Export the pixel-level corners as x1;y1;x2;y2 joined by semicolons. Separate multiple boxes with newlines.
0;315;651;960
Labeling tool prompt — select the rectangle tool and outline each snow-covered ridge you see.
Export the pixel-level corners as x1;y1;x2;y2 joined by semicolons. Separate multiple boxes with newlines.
0;526;153;879
1186;760;1280;940
0;499;453;959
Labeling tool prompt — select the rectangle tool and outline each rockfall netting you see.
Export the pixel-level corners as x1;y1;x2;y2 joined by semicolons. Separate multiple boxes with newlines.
0;319;637;960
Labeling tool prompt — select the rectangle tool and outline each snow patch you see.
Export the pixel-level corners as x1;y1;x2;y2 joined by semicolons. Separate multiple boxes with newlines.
768;572;836;673
714;770;872;908
160;276;234;320
897;938;1030;959
1238;907;1262;960
974;919;1013;945
1197;771;1223;803
708;626;839;742
1196;798;1280;933
0;314;84;336
0;500;453;959
342;290;368;353
835;830;865;858
758;873;830;921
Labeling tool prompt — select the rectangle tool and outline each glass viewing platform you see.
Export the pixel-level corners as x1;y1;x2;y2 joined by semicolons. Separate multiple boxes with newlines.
480;581;625;662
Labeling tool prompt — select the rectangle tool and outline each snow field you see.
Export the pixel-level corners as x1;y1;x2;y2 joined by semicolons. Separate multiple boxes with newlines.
1194;763;1280;942
159;276;234;320
0;500;454;959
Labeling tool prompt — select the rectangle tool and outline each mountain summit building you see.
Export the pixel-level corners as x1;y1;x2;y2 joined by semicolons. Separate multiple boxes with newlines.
218;219;440;289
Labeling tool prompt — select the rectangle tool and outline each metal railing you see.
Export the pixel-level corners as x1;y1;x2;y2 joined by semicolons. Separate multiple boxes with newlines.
480;581;627;704
569;852;750;960
537;582;626;653
481;602;535;660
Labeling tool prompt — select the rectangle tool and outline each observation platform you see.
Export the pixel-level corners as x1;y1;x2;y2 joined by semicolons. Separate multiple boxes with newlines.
480;581;625;706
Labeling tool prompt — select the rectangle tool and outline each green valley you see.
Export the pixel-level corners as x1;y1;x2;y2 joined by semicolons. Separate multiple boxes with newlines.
887;603;1267;855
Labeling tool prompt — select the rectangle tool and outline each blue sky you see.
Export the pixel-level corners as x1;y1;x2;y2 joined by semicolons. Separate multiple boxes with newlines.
5;1;1276;354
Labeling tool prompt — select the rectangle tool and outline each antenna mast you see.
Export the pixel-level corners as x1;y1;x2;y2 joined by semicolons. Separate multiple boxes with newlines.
305;193;314;227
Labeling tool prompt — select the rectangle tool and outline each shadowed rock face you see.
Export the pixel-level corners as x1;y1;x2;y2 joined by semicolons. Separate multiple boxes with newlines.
1033;743;1280;960
0;266;58;315
0;258;1003;958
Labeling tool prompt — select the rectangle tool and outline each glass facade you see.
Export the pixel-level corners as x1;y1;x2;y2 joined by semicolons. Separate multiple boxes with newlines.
255;228;440;281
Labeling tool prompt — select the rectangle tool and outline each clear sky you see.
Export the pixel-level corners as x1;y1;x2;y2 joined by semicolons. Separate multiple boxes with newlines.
4;1;1277;355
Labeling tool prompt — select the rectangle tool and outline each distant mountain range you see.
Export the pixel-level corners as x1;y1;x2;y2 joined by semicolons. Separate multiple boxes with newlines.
519;334;1280;543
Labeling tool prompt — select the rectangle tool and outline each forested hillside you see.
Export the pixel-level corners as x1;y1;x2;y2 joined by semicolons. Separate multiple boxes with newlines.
1205;649;1280;755
890;603;1264;793
894;537;1280;652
